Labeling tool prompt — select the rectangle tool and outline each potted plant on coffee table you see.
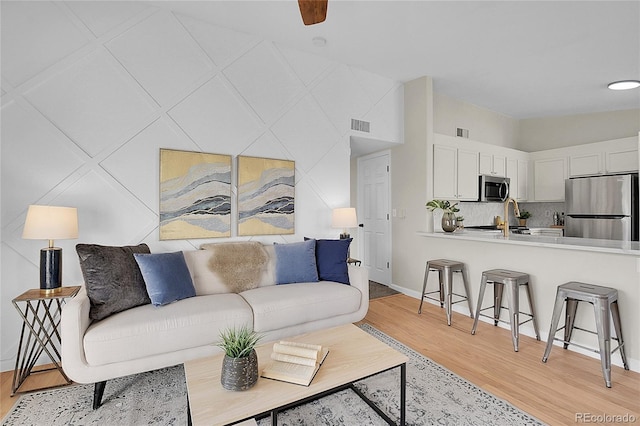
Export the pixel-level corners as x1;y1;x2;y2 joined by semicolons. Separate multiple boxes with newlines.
218;326;261;391
426;200;460;232
518;210;531;226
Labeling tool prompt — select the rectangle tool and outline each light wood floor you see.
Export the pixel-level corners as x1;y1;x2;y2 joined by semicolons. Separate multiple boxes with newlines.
361;294;640;425
1;293;638;424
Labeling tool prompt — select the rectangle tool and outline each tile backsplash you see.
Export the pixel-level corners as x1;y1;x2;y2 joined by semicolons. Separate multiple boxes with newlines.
456;201;565;228
519;202;566;228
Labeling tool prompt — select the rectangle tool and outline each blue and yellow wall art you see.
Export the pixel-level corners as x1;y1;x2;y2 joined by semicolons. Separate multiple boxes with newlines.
238;156;295;236
159;149;231;240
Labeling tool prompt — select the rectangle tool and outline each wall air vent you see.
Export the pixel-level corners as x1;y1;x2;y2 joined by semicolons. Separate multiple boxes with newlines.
456;127;469;138
351;119;371;133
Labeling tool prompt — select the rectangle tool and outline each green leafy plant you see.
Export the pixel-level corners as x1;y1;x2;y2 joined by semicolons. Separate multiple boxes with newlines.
217;326;261;358
518;210;532;219
426;200;460;214
455;215;464;222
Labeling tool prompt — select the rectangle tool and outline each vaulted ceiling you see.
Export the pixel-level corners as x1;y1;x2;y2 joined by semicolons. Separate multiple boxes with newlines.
162;0;640;119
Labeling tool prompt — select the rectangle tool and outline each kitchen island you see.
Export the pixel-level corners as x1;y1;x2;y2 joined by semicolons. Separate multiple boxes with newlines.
415;230;640;372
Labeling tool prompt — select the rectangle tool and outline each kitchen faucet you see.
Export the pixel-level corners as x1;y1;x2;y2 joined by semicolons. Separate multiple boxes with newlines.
499;197;520;237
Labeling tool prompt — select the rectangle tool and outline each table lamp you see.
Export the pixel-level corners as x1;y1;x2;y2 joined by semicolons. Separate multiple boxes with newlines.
331;208;358;239
22;205;78;293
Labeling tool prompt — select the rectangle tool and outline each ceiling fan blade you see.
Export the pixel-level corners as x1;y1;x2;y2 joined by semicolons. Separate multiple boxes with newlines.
298;0;328;25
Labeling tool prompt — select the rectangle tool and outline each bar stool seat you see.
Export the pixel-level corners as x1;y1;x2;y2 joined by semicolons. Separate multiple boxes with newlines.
471;269;540;352
542;281;629;388
418;259;474;326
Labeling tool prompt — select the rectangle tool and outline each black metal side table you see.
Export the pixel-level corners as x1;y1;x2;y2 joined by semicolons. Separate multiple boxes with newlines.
11;286;80;395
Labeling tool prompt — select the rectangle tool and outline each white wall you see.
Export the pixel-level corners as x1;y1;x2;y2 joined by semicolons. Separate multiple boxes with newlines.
390;77;433;293
0;1;403;372
519;109;640;151
434;92;520;149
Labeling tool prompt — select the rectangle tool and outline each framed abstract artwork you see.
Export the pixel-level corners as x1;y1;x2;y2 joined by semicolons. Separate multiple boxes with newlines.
237;156;295;236
159;149;231;240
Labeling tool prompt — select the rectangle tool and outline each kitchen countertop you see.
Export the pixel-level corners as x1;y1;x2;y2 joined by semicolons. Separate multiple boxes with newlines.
417;230;640;256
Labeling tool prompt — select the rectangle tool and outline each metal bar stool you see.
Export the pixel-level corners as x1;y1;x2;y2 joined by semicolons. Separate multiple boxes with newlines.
418;259;474;326
471;269;540;352
541;281;629;388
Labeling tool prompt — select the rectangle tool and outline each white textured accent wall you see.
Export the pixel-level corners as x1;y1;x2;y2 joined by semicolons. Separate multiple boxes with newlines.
0;1;403;371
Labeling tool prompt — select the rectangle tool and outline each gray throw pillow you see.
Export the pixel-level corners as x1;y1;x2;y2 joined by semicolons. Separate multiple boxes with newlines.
76;243;151;320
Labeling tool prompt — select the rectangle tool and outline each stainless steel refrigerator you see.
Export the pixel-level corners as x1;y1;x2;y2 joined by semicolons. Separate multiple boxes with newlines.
565;174;638;241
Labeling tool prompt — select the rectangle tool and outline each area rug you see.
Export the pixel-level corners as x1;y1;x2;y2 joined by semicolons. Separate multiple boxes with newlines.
369;281;400;299
2;324;546;426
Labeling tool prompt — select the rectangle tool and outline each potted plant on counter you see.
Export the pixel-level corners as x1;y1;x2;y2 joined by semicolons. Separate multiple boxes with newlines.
426;200;460;232
518;210;531;226
218;326;261;391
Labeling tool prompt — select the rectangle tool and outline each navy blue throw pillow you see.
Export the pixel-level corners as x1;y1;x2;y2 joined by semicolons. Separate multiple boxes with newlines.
314;238;352;284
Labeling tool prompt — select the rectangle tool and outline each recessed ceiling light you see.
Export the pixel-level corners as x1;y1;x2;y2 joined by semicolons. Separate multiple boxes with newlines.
312;36;327;47
607;80;640;90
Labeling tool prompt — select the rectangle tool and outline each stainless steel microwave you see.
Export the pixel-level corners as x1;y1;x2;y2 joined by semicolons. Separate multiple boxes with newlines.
479;175;510;202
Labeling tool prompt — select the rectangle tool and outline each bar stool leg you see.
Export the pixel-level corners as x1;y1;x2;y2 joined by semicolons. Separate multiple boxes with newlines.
418;263;430;314
493;282;504;326
564;298;579;349
542;290;565;363
524;282;540;340
594;299;612;388
471;275;488;335
610;300;629;370
438;270;444;307
460;267;474;318
505;280;520;352
444;266;453;326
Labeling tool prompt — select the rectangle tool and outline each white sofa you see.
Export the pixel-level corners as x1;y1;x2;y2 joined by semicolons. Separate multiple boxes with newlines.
61;242;369;408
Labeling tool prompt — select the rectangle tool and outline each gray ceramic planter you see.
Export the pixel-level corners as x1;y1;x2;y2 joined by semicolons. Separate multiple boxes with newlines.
220;350;259;391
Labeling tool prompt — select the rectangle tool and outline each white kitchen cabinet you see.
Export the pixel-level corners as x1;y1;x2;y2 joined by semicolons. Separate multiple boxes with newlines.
479;153;506;177
568;136;638;177
606;148;639;174
506;157;529;201
534;157;566;201
433;145;479;201
569;153;601;177
517;159;528;201
457;149;480;199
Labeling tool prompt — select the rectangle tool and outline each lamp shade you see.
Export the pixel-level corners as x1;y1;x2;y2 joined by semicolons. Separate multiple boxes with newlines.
331;208;358;229
22;205;78;240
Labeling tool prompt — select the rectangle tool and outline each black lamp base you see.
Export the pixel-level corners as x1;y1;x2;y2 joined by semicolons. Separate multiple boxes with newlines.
339;233;350;239
40;247;62;294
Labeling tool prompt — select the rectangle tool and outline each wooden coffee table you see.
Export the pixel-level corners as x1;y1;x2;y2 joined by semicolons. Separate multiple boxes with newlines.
184;323;408;426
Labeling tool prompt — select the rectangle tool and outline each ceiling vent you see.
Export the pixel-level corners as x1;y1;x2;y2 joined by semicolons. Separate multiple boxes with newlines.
456;127;469;138
351;119;370;133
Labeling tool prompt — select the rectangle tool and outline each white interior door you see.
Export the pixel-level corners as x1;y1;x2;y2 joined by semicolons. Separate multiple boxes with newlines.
357;151;391;285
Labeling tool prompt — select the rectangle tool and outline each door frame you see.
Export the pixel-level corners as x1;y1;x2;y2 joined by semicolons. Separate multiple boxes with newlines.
356;149;392;285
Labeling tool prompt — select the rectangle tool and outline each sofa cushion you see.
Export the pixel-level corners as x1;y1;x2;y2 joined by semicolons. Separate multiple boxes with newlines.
240;282;362;332
313;238;352;284
83;293;253;366
76;243;151;321
273;240;318;284
134;252;196;306
186;242;274;295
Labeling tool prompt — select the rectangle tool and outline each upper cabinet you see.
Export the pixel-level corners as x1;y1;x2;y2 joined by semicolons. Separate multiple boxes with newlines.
506;157;528;201
568;136;638;177
533;156;567;201
432;134;637;204
433;144;479;201
479;153;506;177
